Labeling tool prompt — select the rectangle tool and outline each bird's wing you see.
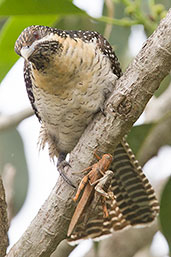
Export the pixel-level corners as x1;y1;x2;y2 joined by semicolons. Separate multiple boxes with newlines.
24;60;41;121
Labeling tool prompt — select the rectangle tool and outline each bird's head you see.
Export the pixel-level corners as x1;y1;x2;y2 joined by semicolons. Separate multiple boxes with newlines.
15;25;63;70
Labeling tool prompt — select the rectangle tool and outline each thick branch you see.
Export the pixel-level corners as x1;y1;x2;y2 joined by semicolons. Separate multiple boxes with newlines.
0;108;34;132
6;9;171;257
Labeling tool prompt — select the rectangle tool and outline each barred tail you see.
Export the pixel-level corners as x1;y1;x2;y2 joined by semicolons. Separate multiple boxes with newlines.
68;139;159;244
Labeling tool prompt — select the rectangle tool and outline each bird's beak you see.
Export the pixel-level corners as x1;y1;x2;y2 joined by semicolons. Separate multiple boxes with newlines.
20;45;35;60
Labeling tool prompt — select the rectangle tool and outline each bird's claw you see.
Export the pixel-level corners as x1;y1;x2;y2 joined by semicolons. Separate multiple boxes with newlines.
57;160;76;188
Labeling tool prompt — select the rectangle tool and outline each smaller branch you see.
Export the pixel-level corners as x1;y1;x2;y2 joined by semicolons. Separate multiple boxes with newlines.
138;83;171;165
120;0;157;33
2;164;16;223
103;0;114;40
0;175;9;257
0;107;34;132
97;0;158;33
133;247;152;257
96;16;138;27
145;82;171;122
50;240;75;257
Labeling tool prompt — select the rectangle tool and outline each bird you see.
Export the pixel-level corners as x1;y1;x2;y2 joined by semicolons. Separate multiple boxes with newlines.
15;25;159;243
14;25;122;185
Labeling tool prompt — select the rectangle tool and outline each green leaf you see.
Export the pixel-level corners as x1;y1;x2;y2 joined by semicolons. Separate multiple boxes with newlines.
160;177;171;253
0;15;58;81
0;0;84;16
0;128;29;215
127;123;154;156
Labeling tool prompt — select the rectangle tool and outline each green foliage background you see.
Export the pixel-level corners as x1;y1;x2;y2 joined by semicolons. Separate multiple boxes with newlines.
0;0;170;254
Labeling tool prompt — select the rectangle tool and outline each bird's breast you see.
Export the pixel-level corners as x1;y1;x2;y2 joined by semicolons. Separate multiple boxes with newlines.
30;38;117;152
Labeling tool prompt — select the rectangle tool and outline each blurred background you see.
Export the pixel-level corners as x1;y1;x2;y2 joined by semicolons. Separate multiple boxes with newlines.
0;0;170;256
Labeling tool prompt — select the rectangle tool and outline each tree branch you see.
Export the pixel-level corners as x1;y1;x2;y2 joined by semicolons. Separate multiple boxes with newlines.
138;82;171;166
0;108;34;132
50;240;75;257
2;164;16;223
0;176;9;257
6;9;171;257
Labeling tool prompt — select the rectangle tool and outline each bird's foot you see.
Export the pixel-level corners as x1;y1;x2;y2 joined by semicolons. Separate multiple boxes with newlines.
57;153;76;188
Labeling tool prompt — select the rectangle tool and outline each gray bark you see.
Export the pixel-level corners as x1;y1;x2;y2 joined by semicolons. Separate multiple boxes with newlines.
0;176;9;257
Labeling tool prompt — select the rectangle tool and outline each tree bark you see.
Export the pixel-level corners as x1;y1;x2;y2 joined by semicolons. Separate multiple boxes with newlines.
6;8;171;257
50;240;75;257
0;176;9;257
